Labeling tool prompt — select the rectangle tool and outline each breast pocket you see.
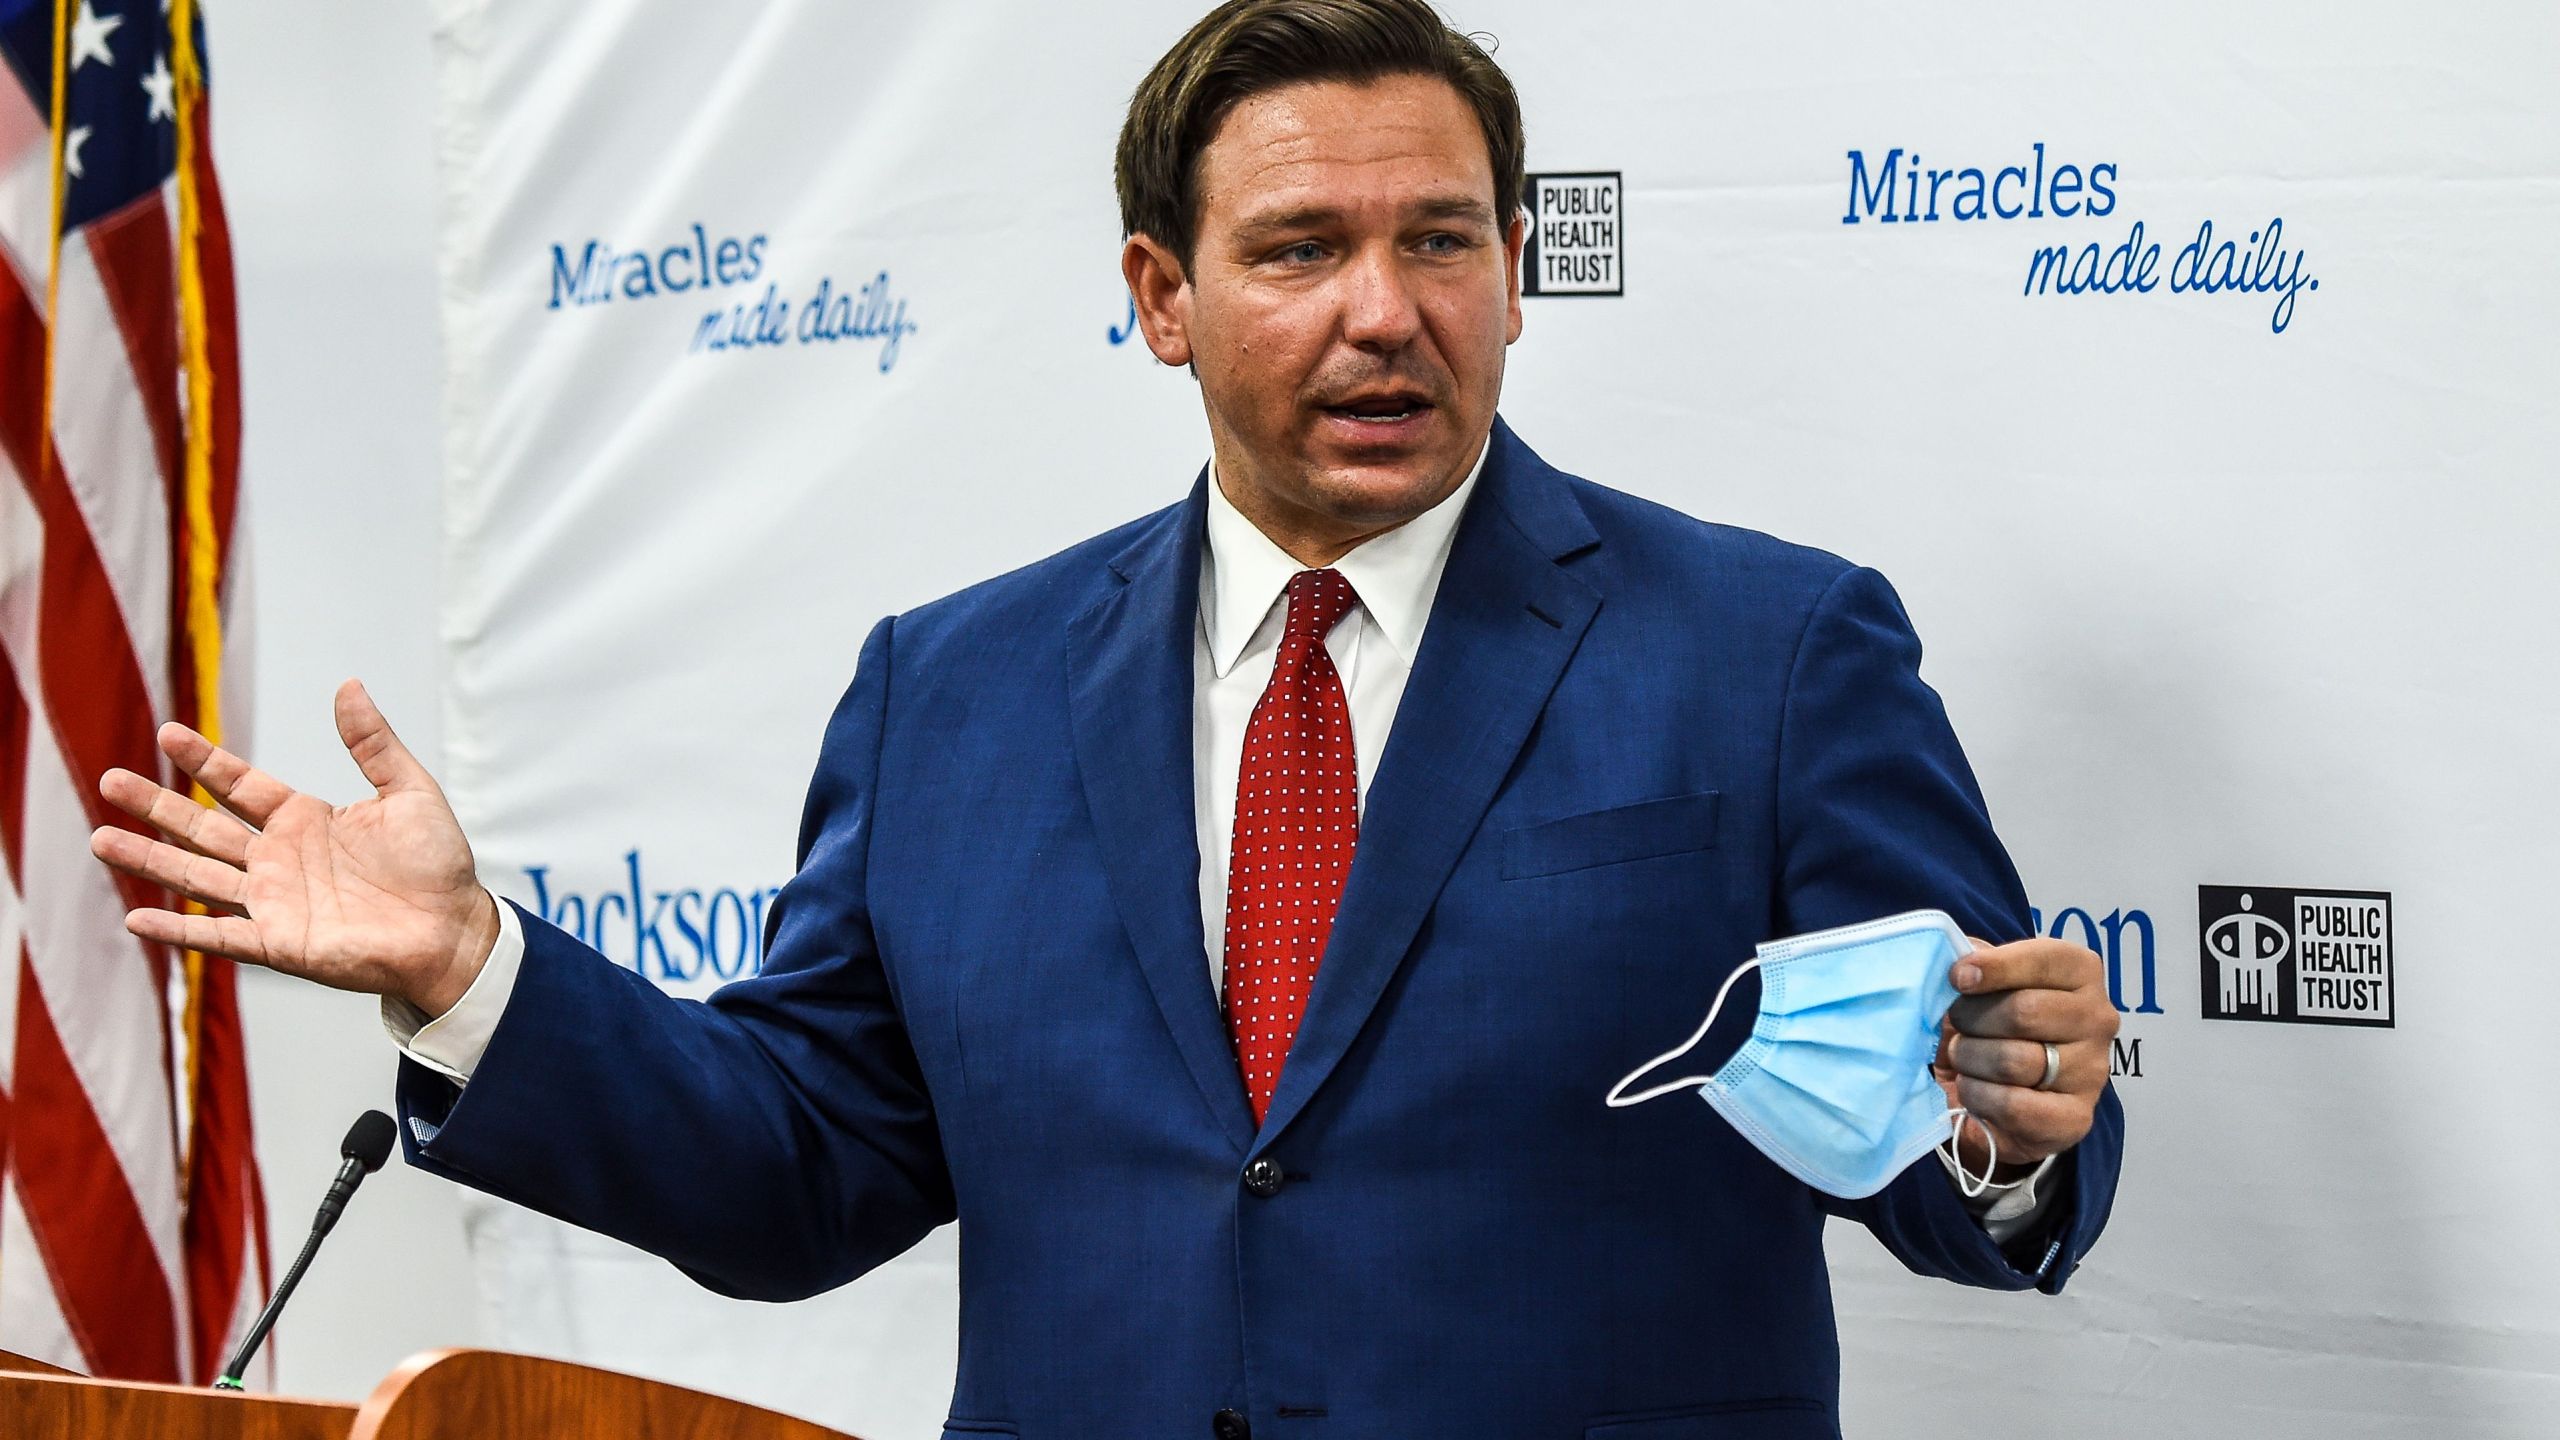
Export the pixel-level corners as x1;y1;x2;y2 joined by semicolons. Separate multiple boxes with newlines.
1501;790;1721;880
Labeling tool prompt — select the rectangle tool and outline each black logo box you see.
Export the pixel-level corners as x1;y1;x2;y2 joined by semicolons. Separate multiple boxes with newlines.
1521;171;1623;297
2197;885;2394;1029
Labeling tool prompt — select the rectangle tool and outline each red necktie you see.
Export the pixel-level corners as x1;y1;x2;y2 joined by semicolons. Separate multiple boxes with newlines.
1223;568;1362;1125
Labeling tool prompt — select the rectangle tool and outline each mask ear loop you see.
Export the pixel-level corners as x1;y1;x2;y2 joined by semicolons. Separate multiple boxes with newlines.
1940;1109;1999;1198
1605;959;1764;1108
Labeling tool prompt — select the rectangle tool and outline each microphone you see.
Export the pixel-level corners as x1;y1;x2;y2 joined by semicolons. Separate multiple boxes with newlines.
214;1110;397;1390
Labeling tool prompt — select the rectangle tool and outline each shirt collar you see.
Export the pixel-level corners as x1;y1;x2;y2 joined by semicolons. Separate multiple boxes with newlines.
1200;436;1487;679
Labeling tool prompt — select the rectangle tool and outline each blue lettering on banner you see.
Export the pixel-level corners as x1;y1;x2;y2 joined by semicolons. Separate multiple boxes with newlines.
2028;902;2165;1017
796;272;918;371
691;282;795;354
522;850;785;984
1840;145;2118;226
690;270;919;371
544;225;918;370
1841;143;2319;333
548;225;767;310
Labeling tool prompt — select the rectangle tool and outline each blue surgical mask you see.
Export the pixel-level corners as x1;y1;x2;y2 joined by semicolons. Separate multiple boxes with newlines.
1605;909;1994;1199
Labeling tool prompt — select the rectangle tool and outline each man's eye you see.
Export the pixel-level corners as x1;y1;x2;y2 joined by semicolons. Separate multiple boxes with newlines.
1275;241;1325;264
1419;232;1466;254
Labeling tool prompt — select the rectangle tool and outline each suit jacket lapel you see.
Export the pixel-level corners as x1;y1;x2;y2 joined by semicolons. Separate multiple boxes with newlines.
1252;420;1604;1148
1066;473;1261;1154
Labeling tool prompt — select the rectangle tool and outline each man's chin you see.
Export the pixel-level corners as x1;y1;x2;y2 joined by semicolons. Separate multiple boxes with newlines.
1298;453;1472;525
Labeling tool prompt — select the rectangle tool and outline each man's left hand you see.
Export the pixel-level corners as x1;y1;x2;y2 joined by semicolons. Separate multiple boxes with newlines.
1935;937;2120;1180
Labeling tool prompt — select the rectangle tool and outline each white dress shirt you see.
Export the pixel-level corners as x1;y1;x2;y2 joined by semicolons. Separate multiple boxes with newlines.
1193;449;1480;995
386;439;2054;1235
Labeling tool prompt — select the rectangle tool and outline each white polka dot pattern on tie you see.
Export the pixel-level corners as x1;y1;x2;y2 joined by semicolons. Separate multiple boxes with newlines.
1222;567;1362;1126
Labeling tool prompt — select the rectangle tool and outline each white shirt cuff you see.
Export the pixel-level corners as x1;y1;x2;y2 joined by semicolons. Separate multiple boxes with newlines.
379;898;525;1086
1939;1145;2062;1246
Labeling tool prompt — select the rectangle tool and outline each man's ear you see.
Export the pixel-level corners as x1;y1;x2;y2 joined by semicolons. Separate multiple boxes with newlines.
1121;233;1195;368
1502;210;1527;345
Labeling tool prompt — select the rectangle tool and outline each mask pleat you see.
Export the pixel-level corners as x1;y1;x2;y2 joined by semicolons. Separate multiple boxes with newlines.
1769;989;1946;1066
1743;1058;1904;1147
1761;934;1949;1011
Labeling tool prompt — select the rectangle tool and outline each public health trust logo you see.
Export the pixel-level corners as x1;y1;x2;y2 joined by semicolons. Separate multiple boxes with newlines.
2198;886;2393;1028
1522;171;1622;297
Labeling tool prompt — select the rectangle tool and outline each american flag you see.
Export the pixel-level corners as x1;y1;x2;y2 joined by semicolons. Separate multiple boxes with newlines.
0;0;267;1384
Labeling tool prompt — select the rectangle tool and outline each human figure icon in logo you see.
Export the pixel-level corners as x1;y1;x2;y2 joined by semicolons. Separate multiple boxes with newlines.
2206;893;2288;1016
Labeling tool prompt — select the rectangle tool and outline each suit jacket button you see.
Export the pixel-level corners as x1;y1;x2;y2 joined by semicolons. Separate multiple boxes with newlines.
1242;1159;1286;1198
1213;1408;1252;1440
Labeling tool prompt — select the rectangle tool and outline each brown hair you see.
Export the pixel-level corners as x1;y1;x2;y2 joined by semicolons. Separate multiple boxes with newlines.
1115;0;1526;269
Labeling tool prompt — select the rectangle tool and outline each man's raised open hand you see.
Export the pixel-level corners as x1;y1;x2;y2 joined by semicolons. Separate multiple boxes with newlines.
88;679;499;1018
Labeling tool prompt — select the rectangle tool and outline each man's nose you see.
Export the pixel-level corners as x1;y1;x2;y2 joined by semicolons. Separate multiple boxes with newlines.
1336;244;1424;351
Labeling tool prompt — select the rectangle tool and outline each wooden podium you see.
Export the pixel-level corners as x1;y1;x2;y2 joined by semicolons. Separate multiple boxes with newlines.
0;1345;865;1439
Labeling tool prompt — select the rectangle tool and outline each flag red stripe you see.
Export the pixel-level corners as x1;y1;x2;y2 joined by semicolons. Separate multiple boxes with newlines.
181;956;260;1382
0;257;173;928
0;623;26;889
11;951;183;1381
0;645;26;1193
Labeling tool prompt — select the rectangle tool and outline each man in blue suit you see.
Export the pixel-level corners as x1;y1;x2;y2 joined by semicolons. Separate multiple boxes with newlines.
94;1;2122;1435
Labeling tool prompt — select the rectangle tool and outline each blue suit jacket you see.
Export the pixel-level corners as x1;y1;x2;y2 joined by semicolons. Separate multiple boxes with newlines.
400;420;2123;1440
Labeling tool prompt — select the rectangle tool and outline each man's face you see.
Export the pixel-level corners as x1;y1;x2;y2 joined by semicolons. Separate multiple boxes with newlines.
1124;73;1525;561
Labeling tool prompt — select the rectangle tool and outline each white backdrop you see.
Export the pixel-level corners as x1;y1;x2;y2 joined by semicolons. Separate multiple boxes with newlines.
414;2;2560;1437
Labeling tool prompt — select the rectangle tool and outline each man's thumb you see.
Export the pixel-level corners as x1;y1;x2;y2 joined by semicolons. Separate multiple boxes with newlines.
335;679;432;796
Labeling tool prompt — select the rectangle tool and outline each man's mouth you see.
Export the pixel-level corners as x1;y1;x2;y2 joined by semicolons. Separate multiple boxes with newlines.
1321;393;1435;425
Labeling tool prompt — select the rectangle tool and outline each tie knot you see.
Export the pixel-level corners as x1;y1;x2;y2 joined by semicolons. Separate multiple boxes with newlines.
1283;568;1359;641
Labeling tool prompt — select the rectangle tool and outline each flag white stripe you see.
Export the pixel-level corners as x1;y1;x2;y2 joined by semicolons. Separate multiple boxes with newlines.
47;237;175;723
0;845;20;1098
0;437;39;630
0;881;20;1100
0;72;50;322
0;153;49;323
0;1173;87;1374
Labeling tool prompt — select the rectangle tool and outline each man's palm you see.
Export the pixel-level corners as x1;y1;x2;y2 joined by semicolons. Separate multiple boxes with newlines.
90;680;499;1016
238;787;482;987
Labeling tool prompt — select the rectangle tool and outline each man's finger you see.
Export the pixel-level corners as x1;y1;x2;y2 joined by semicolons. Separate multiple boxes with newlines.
1953;937;2102;996
1948;985;2087;1040
124;906;269;965
1946;1034;2104;1093
90;826;249;910
1952;1075;2087;1156
161;722;296;828
335;679;433;798
98;768;254;866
